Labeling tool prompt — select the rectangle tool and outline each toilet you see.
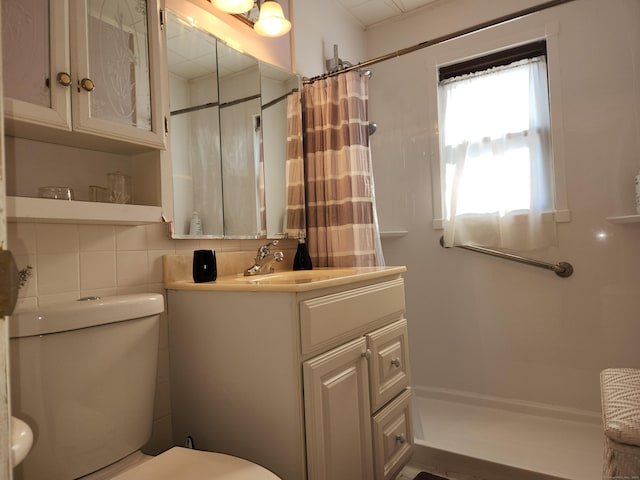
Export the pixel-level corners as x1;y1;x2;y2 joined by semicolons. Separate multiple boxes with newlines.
9;294;280;480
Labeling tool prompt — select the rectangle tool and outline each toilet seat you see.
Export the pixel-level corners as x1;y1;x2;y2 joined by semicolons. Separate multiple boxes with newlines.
107;447;281;480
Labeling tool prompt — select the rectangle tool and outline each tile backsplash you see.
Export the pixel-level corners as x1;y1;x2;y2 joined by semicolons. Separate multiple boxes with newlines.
7;220;296;455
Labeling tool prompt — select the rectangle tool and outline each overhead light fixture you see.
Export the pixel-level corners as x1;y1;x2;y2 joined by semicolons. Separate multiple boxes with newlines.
253;0;291;37
212;0;255;15
213;0;291;38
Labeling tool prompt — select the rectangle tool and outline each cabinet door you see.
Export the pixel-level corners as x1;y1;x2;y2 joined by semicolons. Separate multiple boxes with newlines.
303;337;374;480
70;0;165;148
2;0;72;130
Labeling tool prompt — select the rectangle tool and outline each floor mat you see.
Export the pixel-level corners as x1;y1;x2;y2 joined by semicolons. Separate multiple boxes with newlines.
413;472;449;480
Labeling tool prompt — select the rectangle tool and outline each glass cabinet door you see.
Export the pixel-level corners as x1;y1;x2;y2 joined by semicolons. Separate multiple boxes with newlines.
72;0;165;148
1;0;72;129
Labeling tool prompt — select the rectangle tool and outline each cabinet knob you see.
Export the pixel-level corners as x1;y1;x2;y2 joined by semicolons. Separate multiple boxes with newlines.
395;433;406;444
80;77;95;92
361;349;371;360
56;72;72;87
390;357;401;368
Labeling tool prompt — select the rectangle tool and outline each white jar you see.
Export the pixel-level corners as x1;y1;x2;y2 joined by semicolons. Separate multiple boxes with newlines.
189;212;203;235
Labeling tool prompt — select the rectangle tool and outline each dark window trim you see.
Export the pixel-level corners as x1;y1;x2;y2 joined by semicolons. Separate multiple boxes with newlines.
439;40;547;82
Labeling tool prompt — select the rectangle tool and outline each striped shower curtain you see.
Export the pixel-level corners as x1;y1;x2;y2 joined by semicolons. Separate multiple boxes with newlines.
285;90;306;238
301;71;384;267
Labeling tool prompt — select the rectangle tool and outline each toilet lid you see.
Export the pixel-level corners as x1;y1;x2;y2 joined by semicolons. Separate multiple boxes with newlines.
110;447;281;480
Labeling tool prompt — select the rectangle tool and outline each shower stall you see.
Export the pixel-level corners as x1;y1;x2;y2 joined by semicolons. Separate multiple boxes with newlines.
365;1;640;479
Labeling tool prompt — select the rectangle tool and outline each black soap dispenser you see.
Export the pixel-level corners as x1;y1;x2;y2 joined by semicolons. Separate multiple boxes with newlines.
293;232;312;271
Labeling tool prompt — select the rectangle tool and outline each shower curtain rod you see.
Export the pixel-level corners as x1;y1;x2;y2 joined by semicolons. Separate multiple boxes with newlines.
303;0;576;85
439;236;574;278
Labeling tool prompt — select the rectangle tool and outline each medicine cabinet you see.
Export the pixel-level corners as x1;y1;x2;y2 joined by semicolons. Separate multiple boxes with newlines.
165;6;302;239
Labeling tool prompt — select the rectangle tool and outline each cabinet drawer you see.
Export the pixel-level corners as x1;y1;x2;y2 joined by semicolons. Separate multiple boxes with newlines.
367;319;411;412
372;388;413;480
300;279;405;355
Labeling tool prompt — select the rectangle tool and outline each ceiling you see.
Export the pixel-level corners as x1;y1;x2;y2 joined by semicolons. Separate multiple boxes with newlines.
333;0;438;28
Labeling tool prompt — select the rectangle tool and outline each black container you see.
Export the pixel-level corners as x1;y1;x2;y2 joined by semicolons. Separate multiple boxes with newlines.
293;238;312;271
193;249;217;283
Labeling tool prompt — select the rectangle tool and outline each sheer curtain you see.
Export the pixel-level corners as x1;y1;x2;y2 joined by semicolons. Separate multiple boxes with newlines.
302;71;385;267
439;57;557;250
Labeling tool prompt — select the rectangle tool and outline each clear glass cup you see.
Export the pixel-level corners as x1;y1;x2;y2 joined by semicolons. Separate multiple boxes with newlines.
107;172;131;204
38;186;74;200
89;185;109;202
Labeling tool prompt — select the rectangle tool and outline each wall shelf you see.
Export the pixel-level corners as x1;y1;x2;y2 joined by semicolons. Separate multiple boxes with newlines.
380;230;409;238
7;196;163;225
605;214;640;224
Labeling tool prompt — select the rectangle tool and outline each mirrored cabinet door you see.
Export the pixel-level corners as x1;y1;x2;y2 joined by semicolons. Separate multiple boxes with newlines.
71;0;165;148
164;3;303;240
1;0;72;129
166;9;224;237
217;41;263;238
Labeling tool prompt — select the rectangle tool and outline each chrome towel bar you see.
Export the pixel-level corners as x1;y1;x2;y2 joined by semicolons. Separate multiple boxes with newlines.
439;236;573;278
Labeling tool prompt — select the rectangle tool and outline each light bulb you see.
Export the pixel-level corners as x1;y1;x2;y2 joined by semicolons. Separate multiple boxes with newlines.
212;0;254;14
254;0;291;37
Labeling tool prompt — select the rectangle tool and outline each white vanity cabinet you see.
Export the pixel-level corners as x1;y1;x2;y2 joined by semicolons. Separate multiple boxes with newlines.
167;269;413;480
301;282;413;480
2;0;165;151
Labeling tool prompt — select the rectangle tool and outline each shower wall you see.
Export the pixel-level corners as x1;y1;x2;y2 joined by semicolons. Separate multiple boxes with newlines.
366;0;640;413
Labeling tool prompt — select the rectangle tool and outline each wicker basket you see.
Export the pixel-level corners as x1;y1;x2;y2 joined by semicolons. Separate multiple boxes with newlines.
600;368;640;478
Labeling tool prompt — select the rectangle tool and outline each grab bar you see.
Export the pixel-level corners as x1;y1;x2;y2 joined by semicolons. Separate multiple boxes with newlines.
439;236;573;278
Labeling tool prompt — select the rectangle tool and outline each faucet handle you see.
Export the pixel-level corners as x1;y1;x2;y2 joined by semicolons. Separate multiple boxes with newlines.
256;240;279;260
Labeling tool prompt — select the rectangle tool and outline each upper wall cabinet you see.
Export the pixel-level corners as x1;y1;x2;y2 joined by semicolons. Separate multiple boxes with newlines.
2;0;165;153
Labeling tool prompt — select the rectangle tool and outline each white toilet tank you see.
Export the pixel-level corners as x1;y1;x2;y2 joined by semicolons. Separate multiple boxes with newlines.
9;294;164;480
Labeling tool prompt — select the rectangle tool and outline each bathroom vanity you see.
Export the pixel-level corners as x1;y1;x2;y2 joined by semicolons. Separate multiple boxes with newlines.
164;261;413;480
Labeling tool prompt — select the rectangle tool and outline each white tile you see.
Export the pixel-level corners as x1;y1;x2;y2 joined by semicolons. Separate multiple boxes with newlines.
14;297;38;313
80;251;117;290
116;251;148;286
79;287;118;299
116;225;147;251
37;253;79;295
116;285;154;296
78;225;116;252
14;254;37;299
7;223;36;255
148;250;174;284
38;292;80;306
35;224;78;254
146;223;176;251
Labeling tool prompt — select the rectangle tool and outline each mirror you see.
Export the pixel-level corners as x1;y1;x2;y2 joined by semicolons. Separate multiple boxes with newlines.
166;9;302;239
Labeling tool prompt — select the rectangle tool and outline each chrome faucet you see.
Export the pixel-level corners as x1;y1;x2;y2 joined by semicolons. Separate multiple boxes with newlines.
245;241;284;276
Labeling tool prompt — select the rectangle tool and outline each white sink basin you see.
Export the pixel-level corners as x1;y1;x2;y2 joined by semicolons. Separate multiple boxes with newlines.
236;268;358;284
11;416;33;467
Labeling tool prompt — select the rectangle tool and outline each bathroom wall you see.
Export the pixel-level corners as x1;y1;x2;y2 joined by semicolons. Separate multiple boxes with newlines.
291;0;367;77
366;0;640;412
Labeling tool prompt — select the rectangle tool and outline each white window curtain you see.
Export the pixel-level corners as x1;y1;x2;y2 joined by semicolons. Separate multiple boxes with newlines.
439;56;557;250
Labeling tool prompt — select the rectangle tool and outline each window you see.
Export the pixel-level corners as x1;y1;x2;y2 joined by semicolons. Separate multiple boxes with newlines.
438;41;558;250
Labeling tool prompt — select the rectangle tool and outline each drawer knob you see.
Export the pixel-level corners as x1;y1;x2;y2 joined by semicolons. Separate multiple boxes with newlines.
361;349;371;360
390;357;401;368
396;433;407;444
